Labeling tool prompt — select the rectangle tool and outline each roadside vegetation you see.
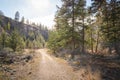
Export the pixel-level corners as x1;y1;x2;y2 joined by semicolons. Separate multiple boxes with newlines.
47;0;120;80
48;0;120;57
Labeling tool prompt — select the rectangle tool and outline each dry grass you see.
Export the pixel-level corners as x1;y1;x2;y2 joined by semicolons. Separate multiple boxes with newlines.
0;49;40;80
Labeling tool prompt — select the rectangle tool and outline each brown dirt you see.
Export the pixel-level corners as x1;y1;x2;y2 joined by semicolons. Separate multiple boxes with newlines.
0;49;87;80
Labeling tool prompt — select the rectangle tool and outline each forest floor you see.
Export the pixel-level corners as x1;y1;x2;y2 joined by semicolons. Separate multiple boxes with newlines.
0;49;120;80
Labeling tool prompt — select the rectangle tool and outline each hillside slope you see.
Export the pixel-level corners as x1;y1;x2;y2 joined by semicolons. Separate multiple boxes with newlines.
0;15;48;41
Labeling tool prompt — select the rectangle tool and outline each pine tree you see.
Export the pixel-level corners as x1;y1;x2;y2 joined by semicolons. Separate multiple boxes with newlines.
21;16;25;23
15;11;20;21
9;30;25;51
48;0;87;57
0;31;8;49
91;0;120;54
74;0;86;53
0;10;4;16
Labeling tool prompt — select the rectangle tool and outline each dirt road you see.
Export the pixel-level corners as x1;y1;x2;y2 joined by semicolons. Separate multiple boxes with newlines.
3;49;86;80
1;49;119;80
36;49;81;80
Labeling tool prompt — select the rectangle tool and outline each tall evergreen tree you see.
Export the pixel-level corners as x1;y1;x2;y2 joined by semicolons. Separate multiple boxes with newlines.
0;10;4;16
0;31;8;48
48;0;87;58
21;16;25;23
15;11;20;21
9;30;25;51
91;0;120;54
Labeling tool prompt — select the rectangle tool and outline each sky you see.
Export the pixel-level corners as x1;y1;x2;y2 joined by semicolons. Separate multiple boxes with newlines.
0;0;91;29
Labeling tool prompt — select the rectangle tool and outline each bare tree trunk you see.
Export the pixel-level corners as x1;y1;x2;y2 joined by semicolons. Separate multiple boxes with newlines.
90;29;93;53
105;5;112;54
82;15;85;53
95;31;99;53
71;0;75;59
